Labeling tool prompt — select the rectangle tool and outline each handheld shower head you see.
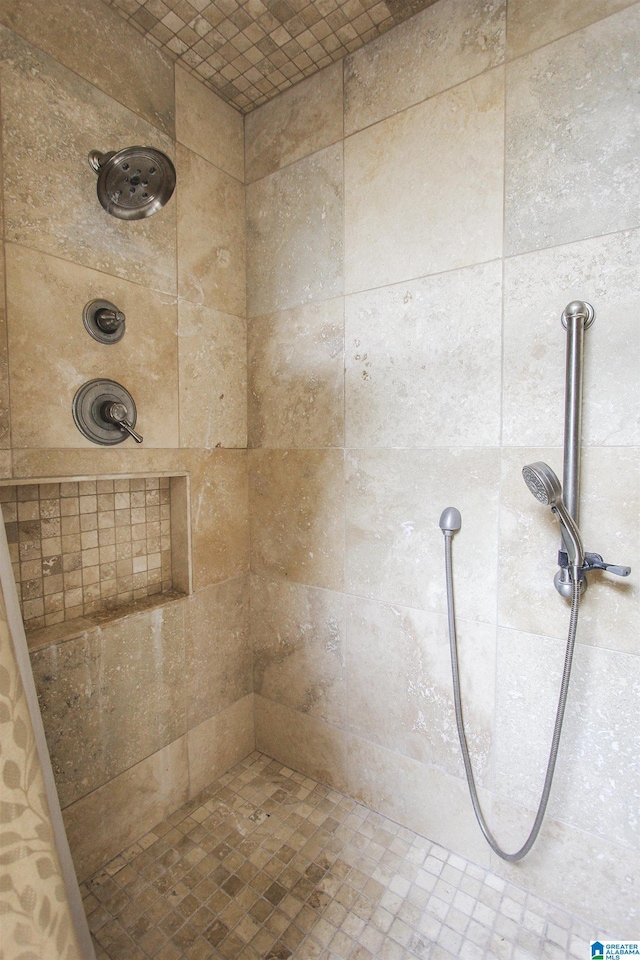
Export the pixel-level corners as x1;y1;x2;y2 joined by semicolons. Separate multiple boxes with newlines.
439;507;462;534
522;462;584;569
522;462;563;506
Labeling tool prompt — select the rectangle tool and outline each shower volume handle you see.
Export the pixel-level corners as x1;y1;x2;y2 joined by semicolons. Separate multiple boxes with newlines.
101;401;143;443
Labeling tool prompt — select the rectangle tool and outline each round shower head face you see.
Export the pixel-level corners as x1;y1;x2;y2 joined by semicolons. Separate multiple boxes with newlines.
91;147;176;220
522;461;563;506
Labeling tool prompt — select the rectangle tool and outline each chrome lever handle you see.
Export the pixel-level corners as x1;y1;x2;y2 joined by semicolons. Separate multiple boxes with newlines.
101;401;144;443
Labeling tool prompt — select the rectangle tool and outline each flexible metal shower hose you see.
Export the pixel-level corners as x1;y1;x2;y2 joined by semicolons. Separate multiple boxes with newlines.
443;533;581;861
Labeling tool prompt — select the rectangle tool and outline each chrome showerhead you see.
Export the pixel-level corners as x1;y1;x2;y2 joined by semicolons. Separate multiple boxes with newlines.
522;461;563;507
89;146;176;220
522;461;584;569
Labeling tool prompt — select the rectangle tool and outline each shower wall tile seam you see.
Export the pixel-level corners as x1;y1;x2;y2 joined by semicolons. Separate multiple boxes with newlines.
504;0;640;63
0;18;176;139
2;238;179;303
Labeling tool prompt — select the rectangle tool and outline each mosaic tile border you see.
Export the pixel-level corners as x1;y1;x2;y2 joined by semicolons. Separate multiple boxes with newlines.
103;0;439;112
1;477;173;631
85;751;611;960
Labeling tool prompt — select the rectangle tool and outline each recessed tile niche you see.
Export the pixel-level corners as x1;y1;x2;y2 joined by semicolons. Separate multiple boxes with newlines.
0;475;191;636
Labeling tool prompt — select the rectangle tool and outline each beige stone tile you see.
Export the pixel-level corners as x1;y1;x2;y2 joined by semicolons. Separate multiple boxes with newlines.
246;144;344;317
62;735;189;882
505;7;640;256
245;62;343;183
347;735;491;867
503;229;640;448
178;300;247;450
248;298;344;449
184;449;249;591
176;143;246;317
30;600;187;807
0;229;9;450
255;695;347;792
491;796;637;931
345;448;500;622
250;449;345;591
5;244;179;449
185;576;251;730
345;68;504;294
345;0;505;134
345;261;502;447
0;451;11;478
506;0;637;60
175;66;243;182
251;576;345;726
0;0;174;136
495;627;640;851
498;446;639;654
187;694;255;798
347;596;494;784
0;29;176;294
10;448;185;481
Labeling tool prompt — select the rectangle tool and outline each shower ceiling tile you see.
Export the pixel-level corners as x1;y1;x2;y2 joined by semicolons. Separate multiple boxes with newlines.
101;0;440;112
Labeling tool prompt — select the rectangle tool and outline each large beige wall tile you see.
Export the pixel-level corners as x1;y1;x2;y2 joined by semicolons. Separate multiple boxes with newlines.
250;449;345;591
0;451;11;478
345;448;500;622
345;0;505;134
255;694;347;791
0;29;176;294
345;261;502;447
30;601;187;808
503;230;640;448
0;230;9;449
505;7;640;256
185;576;251;730
0;0;174;135
62;735;189;882
5;244;179;449
491;796;637;931
184;449;249;591
175;66;243;182
177;143;246;316
495;627;640;851
246;144;344;317
245;62;343;183
506;0;637;60
187;694;255;798
178;300;247;449
251;576;346;727
347;735;491;867
248;298;344;449
347;596;494;784
345;68;504;294
498;447;639;652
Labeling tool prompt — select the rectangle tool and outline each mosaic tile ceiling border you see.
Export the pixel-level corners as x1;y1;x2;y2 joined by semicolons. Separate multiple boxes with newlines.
103;0;438;113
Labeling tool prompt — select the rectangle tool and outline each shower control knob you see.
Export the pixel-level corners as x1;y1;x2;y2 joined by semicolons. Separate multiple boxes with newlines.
83;299;126;344
582;552;631;578
95;307;125;334
101;401;144;443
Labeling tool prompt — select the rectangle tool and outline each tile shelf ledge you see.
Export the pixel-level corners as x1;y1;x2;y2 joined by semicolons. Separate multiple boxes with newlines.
25;588;189;653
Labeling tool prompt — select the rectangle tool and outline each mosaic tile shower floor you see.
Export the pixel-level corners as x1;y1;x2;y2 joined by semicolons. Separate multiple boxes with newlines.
83;752;609;960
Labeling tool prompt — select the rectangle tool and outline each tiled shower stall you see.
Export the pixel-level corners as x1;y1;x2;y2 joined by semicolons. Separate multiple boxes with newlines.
0;0;638;953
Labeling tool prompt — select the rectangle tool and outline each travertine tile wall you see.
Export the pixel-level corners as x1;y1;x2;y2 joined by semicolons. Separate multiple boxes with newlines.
0;0;252;879
246;0;640;932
